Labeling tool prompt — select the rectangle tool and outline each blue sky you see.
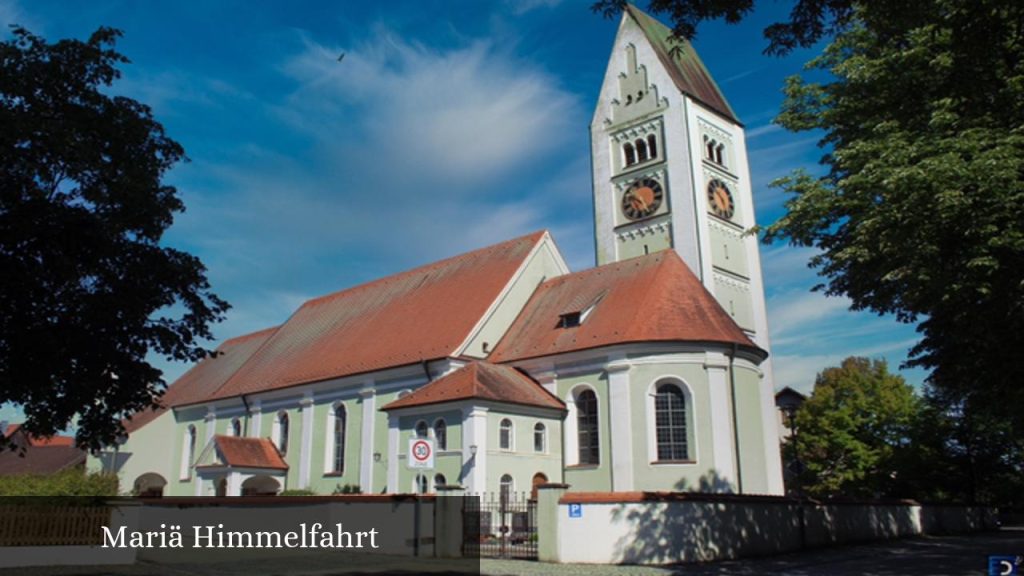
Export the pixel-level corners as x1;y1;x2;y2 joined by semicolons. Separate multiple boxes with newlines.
0;0;927;424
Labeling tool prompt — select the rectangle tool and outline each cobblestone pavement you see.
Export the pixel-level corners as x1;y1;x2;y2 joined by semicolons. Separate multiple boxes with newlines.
481;528;1024;576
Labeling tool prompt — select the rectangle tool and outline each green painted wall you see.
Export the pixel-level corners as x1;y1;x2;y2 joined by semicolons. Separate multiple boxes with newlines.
626;360;716;491
485;410;562;495
558;372;612;492
617;224;672;261
396;409;464;494
733;365;769;494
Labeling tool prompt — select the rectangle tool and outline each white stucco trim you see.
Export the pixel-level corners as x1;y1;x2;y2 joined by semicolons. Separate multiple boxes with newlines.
606;359;634;490
299;392;314;488
462;407;489;494
359;386;376;491
386;414;399;493
248;400;261;438
704;355;735;489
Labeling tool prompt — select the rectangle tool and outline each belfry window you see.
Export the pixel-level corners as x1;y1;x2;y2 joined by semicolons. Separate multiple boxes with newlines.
636;138;648;162
647;134;658;160
654;383;689;461
624;142;636;167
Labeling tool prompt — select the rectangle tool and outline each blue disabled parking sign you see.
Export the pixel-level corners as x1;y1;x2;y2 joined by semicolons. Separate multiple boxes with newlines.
568;503;582;518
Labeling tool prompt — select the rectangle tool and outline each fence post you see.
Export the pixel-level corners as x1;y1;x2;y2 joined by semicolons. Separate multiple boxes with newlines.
536;483;569;563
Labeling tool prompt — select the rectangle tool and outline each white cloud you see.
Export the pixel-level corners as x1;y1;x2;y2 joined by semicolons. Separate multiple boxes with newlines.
505;0;563;15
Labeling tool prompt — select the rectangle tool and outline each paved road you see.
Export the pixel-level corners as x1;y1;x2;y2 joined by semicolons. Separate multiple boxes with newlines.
482;528;1024;576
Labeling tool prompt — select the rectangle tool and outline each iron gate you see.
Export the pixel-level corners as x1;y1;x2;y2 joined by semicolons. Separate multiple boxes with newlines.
462;492;537;559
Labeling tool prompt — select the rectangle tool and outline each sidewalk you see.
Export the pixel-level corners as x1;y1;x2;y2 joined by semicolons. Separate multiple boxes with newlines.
481;528;1024;576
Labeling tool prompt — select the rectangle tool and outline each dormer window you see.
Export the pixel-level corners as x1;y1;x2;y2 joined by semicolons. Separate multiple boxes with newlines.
558;312;582;328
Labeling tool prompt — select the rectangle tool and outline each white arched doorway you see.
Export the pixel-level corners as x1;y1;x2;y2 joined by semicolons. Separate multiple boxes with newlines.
133;473;167;497
241;475;281;496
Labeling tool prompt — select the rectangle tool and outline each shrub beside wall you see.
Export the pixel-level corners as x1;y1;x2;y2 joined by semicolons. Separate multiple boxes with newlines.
0;470;118;496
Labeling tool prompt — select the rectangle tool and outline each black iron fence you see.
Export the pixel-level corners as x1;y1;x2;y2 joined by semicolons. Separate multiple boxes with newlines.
462;491;537;559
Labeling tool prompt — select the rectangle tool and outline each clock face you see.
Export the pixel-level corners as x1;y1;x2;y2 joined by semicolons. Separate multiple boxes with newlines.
707;179;735;220
621;178;664;220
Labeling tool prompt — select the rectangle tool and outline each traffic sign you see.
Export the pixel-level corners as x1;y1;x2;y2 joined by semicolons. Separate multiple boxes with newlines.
408;438;435;469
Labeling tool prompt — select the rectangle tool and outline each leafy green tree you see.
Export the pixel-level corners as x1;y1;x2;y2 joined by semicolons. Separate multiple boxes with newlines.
0;27;229;451
792;357;918;498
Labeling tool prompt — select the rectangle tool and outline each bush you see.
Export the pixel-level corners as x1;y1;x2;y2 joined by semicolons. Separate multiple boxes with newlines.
332;483;362;495
0;468;118;496
278;489;317;496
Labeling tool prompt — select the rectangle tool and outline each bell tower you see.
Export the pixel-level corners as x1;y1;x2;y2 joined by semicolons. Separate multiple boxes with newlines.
591;5;783;494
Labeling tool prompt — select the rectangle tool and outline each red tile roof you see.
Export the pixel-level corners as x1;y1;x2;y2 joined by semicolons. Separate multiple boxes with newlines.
0;445;86;476
207;232;546;400
625;5;740;124
488;251;763;362
2;424;77;447
126;327;278;418
382;361;565;411
201;436;288;470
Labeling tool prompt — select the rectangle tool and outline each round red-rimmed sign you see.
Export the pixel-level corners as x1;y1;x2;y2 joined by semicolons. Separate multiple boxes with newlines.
411;439;432;462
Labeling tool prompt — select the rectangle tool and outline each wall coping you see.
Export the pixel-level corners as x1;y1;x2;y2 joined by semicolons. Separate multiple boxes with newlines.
557;491;928;506
140;494;437;506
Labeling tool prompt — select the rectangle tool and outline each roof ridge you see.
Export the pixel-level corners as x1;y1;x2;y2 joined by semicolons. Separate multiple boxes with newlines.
302;230;547;308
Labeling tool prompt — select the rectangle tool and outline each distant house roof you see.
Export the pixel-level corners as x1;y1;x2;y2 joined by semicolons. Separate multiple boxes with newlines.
0;446;86;476
205;231;547;401
775;386;808;410
0;424;85;476
489;251;762;363
196;436;288;471
625;4;740;124
382;361;565;412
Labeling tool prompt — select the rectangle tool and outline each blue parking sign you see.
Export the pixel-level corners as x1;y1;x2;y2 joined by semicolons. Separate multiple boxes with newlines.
568;503;582;518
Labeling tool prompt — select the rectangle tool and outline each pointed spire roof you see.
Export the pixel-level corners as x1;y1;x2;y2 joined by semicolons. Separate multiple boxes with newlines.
625;4;740;124
489;251;763;362
382;361;565;412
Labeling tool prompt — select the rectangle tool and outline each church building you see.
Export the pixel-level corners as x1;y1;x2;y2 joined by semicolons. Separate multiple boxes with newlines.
95;5;784;498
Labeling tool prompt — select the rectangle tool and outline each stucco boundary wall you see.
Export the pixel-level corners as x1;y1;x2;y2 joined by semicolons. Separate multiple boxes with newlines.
135;495;458;560
537;486;997;565
0;495;466;568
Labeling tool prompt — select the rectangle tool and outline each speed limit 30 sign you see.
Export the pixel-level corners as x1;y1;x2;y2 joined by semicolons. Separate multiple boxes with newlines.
408;438;435;469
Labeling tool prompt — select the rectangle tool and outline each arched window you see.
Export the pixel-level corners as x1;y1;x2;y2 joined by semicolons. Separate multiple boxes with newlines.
414;473;428;494
623;142;636;166
636;138;648;162
434;419;447;451
500;474;514;502
647;134;658;159
276;412;289;456
533;423;546;453
434;473;447;490
499;418;513;451
180;424;197;480
333;405;346;473
576;390;599;465
706;138;716;161
414;420;429;439
715;144;725;166
655;383;689;461
230;418;242;437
